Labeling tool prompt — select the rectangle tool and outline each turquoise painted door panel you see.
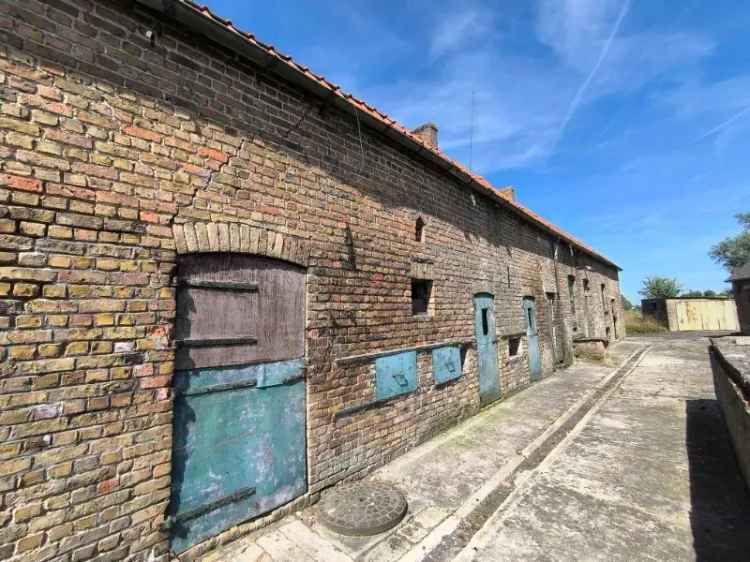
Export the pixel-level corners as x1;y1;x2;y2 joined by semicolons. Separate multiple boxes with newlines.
432;345;462;384
474;294;501;405
169;359;306;553
523;297;541;380
376;351;417;400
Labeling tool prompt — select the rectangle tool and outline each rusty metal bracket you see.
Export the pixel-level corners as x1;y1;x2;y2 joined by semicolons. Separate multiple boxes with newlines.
170;486;257;526
175;336;257;347
179;380;259;397
180;280;259;292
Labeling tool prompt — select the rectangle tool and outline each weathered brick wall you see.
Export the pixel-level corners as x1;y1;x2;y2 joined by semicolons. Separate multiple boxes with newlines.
735;280;750;334
0;1;624;560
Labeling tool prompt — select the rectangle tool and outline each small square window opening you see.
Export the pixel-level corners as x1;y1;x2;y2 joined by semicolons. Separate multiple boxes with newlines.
411;279;433;316
509;337;520;357
415;217;425;243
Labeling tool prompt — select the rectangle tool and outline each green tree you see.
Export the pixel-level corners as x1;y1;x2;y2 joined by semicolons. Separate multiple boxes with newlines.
681;290;703;298
639;276;682;299
709;212;750;270
681;289;721;298
621;295;634;311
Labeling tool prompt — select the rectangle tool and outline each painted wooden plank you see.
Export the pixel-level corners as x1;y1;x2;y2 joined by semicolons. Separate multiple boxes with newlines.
432;345;461;384
375;351;417;400
173;358;303;396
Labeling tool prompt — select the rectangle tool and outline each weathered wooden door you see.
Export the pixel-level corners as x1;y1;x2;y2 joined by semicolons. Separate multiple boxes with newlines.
523;297;541;381
474;293;501;405
169;254;306;553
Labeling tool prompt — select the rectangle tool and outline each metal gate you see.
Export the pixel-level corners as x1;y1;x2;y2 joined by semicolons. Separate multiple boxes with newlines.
168;253;306;553
474;293;501;405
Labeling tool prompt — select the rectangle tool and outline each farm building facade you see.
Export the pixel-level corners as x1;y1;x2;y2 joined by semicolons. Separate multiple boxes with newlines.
0;1;624;560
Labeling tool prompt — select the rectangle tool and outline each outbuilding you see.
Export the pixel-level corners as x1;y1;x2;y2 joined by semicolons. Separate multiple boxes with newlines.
729;264;750;334
641;297;739;332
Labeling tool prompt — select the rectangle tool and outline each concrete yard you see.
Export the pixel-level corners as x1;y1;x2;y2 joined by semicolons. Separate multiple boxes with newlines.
207;335;750;562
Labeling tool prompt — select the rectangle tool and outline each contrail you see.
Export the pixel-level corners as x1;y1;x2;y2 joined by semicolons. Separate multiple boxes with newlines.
557;0;630;142
696;104;750;141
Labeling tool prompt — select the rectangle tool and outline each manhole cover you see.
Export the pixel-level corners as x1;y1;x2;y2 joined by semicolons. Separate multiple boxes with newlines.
319;481;408;536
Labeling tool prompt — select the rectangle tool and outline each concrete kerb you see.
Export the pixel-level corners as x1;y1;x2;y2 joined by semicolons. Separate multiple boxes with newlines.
452;344;653;562
397;344;651;562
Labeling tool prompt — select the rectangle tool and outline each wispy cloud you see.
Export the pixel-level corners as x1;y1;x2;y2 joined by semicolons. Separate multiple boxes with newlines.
430;10;493;60
555;0;630;141
696;104;750;141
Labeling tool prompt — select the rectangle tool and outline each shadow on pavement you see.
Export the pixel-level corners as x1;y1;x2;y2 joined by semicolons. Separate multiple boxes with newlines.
686;398;750;561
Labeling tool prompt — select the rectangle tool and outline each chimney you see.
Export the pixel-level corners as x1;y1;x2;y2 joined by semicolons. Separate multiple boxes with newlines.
412;123;438;149
498;187;516;202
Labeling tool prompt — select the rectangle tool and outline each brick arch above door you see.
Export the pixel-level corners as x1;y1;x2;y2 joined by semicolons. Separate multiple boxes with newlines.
172;222;311;267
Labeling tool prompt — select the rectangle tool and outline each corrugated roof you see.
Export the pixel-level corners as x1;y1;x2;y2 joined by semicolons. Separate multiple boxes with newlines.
135;0;620;270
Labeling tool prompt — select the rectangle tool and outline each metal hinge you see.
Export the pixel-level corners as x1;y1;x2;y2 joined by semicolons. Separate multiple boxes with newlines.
165;486;256;528
180;379;259;397
175;336;257;347
180;280;259;292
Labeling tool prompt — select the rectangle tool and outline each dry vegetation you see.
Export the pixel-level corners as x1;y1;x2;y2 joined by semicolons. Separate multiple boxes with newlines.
624;309;668;334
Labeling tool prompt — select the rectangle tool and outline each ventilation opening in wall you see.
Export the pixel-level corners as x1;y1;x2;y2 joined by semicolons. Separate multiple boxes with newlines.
508;337;520;356
481;308;489;335
411;279;433;316
415;217;425;243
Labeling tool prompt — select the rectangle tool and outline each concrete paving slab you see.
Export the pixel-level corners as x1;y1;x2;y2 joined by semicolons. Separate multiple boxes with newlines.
456;335;750;562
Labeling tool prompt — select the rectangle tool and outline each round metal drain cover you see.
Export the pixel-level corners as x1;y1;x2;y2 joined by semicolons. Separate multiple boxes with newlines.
319;481;407;536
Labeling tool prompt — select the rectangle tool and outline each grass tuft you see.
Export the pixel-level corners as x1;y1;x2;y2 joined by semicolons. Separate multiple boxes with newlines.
624;310;667;334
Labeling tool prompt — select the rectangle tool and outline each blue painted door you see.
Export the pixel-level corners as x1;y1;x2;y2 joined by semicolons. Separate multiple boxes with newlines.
474;293;501;405
523;297;541;380
170;254;306;553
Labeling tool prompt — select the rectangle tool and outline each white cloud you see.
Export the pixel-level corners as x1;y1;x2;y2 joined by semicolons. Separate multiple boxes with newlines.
554;0;630;143
430;10;494;60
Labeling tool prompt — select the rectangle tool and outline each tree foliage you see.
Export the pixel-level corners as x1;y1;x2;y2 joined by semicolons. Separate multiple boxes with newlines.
639;276;682;299
681;289;732;298
621;295;634;310
710;212;750;270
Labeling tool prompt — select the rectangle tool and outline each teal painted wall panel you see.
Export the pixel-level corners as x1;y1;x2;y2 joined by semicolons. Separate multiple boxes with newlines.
375;351;417;400
432;345;462;384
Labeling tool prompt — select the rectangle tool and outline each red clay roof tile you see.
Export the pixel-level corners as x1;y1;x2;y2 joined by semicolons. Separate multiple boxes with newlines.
168;0;619;269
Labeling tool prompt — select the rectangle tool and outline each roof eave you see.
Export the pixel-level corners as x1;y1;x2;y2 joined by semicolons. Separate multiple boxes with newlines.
134;0;621;271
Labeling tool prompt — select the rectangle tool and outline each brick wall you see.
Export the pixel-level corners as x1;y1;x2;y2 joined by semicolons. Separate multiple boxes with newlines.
735;280;750;334
0;1;625;560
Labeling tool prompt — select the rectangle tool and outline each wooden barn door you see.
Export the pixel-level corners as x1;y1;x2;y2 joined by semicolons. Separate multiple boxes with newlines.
168;254;306;553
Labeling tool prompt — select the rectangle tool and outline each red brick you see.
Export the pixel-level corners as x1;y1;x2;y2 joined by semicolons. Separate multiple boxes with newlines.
123;126;162;143
0;174;42;192
198;147;229;163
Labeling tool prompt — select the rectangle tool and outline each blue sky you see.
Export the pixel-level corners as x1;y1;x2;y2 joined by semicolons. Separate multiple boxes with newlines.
203;0;749;302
